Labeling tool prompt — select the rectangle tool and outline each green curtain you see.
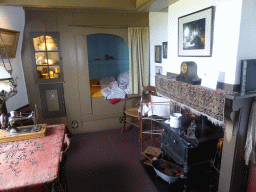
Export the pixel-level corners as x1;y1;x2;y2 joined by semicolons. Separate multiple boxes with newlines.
128;27;149;94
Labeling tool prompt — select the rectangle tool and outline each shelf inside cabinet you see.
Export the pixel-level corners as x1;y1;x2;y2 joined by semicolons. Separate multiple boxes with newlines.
30;32;63;83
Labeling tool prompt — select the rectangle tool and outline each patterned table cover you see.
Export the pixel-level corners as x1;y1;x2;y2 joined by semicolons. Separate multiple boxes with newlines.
0;124;65;191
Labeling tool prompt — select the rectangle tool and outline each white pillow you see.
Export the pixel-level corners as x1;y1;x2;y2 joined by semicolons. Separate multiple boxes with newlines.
109;81;119;89
100;76;116;86
117;71;129;84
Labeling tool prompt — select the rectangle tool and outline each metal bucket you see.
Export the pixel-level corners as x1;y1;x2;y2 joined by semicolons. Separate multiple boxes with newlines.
152;159;183;184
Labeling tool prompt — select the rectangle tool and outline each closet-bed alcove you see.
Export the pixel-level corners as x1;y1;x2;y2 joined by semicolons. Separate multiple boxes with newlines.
64;27;138;134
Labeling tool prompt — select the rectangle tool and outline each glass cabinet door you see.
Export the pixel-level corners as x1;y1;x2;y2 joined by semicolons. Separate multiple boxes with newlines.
31;33;63;83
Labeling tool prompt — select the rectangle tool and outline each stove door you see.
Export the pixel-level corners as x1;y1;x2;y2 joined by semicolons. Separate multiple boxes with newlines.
161;128;188;165
161;128;219;166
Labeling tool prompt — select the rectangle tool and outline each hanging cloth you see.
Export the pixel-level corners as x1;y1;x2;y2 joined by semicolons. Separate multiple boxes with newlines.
128;27;149;94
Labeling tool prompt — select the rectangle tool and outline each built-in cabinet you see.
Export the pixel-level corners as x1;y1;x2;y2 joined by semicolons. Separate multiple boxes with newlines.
30;32;66;119
30;32;64;84
60;27;132;133
22;9;148;132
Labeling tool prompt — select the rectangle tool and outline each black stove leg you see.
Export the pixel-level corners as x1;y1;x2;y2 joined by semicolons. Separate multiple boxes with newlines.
183;164;189;192
208;160;216;192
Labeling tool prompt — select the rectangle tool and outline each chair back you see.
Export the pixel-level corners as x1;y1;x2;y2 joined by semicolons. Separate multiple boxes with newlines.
141;86;156;103
139;86;156;117
140;86;171;118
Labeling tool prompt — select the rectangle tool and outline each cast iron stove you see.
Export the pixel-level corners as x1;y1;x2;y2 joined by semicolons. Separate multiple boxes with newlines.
160;116;223;191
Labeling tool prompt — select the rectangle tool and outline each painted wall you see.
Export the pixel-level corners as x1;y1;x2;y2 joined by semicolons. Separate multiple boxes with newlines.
0;6;29;111
235;0;256;84
87;33;129;80
238;1;256;189
166;0;244;89
149;0;245;89
149;12;168;86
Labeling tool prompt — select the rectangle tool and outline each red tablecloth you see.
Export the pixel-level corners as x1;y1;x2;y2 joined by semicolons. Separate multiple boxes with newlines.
0;124;65;191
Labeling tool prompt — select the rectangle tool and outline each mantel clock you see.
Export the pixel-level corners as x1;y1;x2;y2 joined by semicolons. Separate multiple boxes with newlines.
176;61;201;85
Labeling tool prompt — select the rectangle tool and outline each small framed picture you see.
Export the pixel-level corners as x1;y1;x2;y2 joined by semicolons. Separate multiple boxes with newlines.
155;66;162;76
155;45;162;63
163;42;167;59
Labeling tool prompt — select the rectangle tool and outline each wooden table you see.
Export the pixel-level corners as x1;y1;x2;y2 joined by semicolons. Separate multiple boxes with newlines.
0;124;66;192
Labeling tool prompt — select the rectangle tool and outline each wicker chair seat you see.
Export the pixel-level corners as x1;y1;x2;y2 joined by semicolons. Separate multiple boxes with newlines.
125;108;139;117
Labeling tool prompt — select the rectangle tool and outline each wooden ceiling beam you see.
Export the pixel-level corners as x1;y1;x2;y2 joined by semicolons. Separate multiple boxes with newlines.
0;0;171;12
0;0;137;11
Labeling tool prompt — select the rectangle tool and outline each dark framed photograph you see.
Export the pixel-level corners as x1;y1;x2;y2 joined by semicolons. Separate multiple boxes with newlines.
178;6;214;57
155;66;162;76
0;28;20;58
163;42;167;59
155;45;162;63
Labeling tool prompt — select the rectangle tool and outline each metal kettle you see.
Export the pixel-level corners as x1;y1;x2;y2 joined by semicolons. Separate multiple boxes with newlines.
169;113;182;128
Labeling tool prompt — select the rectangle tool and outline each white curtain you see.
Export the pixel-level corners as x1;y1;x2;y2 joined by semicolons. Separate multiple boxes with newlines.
128;27;149;94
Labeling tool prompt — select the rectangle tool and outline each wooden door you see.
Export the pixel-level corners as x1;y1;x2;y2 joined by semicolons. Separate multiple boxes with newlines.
74;33;92;116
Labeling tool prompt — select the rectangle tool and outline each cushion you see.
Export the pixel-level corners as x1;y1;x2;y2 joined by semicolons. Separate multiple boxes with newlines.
90;79;104;98
91;87;104;98
117;71;129;84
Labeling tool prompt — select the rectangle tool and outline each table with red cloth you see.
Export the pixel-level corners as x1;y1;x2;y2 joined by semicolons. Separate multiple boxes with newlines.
0;124;66;192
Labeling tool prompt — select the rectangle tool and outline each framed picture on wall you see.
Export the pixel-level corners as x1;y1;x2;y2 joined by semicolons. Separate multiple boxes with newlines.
178;6;214;57
155;66;162;76
0;28;20;58
163;42;167;59
155;45;162;63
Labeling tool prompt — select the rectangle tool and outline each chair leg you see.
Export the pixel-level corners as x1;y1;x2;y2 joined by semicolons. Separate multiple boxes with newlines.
122;100;126;133
151;119;153;139
140;119;143;151
122;114;126;133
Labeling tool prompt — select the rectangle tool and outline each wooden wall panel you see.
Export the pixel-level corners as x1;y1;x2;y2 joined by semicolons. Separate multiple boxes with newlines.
23;9;146;133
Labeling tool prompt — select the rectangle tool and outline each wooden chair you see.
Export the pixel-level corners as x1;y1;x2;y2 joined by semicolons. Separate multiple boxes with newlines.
121;96;141;133
121;86;155;133
122;86;169;151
